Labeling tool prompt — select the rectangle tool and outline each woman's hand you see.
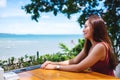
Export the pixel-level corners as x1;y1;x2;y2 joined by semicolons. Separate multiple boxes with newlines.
41;61;52;69
44;64;56;70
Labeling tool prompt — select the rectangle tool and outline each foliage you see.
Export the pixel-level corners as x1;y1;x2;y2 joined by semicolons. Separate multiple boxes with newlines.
59;39;84;57
102;1;120;60
22;0;120;60
71;39;85;55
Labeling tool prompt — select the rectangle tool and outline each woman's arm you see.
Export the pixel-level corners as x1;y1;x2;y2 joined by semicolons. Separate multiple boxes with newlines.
57;43;105;72
41;49;86;68
44;43;105;72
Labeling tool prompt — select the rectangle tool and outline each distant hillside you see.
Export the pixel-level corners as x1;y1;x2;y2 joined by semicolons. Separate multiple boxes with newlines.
0;33;25;37
0;33;83;38
0;33;17;37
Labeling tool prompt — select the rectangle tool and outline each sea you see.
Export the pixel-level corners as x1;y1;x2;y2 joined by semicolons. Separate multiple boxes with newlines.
0;34;83;60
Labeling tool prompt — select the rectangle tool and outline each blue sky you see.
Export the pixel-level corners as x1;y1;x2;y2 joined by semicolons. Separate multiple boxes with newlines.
0;0;83;35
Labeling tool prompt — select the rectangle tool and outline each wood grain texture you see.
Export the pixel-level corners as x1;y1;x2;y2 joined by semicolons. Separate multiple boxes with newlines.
18;69;119;80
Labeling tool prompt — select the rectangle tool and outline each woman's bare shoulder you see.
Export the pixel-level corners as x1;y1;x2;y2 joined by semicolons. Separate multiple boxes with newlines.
95;42;108;50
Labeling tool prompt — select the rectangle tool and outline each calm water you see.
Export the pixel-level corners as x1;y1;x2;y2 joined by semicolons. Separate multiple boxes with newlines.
0;34;83;60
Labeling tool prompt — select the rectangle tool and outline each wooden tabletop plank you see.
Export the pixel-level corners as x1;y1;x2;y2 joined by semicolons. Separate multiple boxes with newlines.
18;68;118;80
18;71;41;80
28;69;68;80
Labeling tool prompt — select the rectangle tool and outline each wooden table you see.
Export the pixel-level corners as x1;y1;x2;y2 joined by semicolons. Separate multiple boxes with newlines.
18;68;119;80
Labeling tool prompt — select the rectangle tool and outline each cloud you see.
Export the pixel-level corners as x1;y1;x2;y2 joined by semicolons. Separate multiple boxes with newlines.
0;0;6;8
41;15;50;19
0;19;82;35
36;20;82;34
0;9;30;18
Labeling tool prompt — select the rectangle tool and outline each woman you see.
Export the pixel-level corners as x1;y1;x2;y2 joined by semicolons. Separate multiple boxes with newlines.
41;15;118;76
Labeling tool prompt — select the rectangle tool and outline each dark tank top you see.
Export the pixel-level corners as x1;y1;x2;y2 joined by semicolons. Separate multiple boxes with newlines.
90;42;114;76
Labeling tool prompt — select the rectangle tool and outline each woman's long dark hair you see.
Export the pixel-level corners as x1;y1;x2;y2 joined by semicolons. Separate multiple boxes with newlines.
84;15;118;69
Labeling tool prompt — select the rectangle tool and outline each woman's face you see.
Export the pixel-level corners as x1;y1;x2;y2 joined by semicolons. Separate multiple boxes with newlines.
83;20;93;40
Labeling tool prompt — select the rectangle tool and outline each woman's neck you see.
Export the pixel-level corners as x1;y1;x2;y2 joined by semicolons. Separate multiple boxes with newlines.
90;39;98;47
